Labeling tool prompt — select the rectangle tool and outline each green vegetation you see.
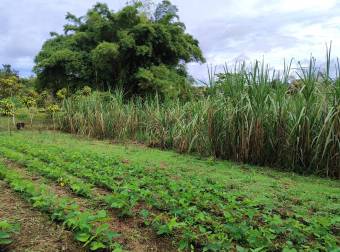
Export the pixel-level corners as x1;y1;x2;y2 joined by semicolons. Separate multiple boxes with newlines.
1;1;339;179
0;1;339;250
0;131;339;251
58;56;340;178
0;159;122;251
34;1;204;98
0;64;53;131
0;220;19;247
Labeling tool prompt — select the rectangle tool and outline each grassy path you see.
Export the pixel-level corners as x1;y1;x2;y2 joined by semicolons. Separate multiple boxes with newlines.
0;131;339;251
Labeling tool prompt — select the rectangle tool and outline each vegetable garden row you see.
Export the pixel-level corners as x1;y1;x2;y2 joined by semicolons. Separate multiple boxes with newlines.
0;133;339;251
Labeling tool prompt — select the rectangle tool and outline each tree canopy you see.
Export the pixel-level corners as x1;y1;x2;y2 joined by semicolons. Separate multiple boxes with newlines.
0;65;22;99
34;1;205;97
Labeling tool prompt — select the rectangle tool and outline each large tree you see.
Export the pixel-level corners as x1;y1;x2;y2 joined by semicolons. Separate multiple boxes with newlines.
34;1;205;97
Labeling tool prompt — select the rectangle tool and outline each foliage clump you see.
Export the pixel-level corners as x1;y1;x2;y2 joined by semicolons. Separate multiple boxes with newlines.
56;88;68;101
22;97;36;109
0;99;15;117
0;76;22;99
34;1;205;98
0;220;20;247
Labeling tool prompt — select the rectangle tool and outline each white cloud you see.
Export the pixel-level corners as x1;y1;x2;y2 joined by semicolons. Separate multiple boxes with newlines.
273;0;336;12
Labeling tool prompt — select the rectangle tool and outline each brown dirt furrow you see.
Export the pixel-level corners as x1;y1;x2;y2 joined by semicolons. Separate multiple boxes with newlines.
0;180;85;252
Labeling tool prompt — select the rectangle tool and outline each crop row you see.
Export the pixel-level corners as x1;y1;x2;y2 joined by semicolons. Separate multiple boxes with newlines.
0;161;123;251
0;140;254;250
0;146;95;198
0;137;338;251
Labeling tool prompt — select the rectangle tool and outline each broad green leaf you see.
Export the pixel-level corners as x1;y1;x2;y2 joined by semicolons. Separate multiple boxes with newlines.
90;241;106;251
0;238;13;245
75;232;91;243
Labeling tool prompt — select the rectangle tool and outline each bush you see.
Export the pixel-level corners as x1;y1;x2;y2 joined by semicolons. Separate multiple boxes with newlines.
0;99;15;116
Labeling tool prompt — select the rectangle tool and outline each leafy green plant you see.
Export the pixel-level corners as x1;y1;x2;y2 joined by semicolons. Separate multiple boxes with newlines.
104;193;135;217
153;216;185;235
0;220;20;247
81;86;92;96
0;74;22;99
56;88;68;101
65;210;120;250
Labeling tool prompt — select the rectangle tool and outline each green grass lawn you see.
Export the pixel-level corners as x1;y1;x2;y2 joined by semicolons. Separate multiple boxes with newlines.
0;130;339;251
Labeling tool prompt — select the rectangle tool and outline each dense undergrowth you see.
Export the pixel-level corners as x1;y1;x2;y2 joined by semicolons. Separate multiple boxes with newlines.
58;57;340;178
0;132;339;251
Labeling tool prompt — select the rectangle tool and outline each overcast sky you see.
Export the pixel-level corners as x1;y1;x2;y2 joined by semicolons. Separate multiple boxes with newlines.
0;0;339;80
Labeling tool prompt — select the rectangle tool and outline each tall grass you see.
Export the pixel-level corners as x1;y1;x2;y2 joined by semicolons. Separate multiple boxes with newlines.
58;53;340;178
